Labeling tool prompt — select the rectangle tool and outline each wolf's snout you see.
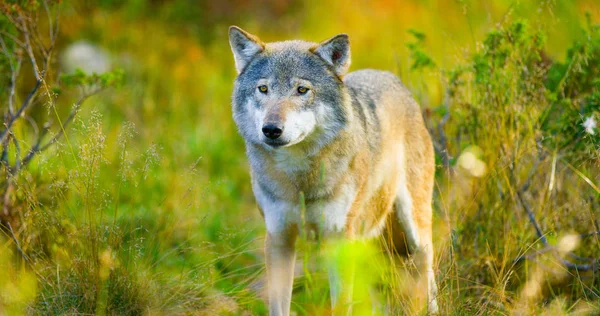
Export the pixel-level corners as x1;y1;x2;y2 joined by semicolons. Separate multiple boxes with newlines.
262;124;283;139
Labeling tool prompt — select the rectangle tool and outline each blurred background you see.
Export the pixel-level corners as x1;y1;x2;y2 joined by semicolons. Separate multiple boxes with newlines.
1;0;600;314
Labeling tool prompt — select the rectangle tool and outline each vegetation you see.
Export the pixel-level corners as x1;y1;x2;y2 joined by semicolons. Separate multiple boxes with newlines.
1;0;599;314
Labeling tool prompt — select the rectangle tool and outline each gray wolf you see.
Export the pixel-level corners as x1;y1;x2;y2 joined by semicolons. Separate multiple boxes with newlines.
228;26;438;315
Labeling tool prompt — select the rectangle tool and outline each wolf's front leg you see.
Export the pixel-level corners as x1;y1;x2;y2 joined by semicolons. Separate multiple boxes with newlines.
265;228;297;316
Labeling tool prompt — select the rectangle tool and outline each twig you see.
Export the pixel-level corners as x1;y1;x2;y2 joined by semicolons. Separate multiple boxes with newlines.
430;77;452;169
0;75;44;144
5;222;30;264
0;30;26;50
513;149;600;271
0;34;23;115
580;231;600;239
12;133;21;172
437;110;451;169
0;138;8;168
516;190;600;271
516;191;547;246
19;89;101;170
1;221;51;285
43;0;54;42
514;236;595;264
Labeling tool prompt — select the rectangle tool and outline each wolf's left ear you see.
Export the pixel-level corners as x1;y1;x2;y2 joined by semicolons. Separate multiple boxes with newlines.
313;34;351;76
229;26;264;73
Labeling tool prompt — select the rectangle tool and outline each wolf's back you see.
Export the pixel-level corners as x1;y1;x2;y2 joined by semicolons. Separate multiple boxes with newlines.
344;69;404;95
344;69;420;114
344;69;422;134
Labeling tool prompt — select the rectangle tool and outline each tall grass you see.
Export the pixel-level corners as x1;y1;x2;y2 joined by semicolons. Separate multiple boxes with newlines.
428;17;600;314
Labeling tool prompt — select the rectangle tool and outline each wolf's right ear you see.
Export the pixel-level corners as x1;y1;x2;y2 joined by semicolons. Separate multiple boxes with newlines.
229;26;264;74
313;34;351;77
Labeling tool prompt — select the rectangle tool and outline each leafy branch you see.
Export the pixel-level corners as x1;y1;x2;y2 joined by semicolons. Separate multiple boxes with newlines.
0;1;123;223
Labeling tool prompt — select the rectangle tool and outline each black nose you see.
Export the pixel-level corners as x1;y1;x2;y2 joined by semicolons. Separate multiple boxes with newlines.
262;124;283;140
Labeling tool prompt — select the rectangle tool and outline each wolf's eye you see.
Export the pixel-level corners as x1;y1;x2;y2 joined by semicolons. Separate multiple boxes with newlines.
297;86;309;94
258;85;268;93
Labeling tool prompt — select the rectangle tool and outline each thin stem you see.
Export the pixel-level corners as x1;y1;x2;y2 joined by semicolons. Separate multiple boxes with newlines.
0;76;43;144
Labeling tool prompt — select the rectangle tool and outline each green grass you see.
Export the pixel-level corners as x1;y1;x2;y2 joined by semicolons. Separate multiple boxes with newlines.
1;0;600;315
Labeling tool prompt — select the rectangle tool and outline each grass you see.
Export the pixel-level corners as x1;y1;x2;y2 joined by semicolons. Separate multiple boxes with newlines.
1;0;600;315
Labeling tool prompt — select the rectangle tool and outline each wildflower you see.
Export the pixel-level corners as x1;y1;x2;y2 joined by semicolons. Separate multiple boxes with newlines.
557;234;580;254
457;146;487;177
61;41;110;74
583;115;596;135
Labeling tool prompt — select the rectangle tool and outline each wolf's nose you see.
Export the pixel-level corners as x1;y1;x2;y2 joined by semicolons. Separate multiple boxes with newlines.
262;124;283;139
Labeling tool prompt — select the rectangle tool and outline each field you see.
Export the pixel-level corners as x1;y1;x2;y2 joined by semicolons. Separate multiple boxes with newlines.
1;0;600;314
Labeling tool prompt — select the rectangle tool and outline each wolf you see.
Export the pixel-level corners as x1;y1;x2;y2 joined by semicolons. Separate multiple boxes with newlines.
228;26;438;315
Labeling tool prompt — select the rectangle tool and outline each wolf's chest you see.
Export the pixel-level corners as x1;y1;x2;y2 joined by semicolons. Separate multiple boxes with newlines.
272;149;312;174
268;148;349;197
257;182;357;235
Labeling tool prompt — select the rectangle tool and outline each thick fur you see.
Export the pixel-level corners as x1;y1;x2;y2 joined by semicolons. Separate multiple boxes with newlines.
229;26;438;315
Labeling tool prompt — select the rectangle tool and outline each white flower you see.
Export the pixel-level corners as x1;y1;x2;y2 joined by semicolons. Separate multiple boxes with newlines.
583;115;597;135
457;148;486;178
61;41;110;74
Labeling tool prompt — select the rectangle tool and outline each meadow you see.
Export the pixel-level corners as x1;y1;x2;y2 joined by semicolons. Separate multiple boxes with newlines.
1;0;600;314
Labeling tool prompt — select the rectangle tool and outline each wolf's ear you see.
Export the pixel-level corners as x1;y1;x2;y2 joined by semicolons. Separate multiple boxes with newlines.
229;26;264;73
313;34;351;76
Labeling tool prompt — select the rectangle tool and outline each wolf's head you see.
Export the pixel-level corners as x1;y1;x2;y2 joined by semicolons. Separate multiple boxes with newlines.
229;26;351;151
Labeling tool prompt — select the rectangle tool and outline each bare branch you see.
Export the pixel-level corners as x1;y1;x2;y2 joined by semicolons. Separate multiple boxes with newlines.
428;76;453;170
516;190;548;246
53;3;60;43
513;148;600;272
20;89;103;170
22;22;41;79
516;189;600;271
0;75;44;144
19;121;49;170
8;57;22;115
23;115;40;140
12;133;21;172
5;222;30;263
580;231;600;239
0;221;51;285
0;138;8;168
0;31;26;50
437;110;451;169
0;34;23;115
42;0;54;42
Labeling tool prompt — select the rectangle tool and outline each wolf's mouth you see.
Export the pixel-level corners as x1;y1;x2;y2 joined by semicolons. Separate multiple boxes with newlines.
264;131;310;149
264;139;289;148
